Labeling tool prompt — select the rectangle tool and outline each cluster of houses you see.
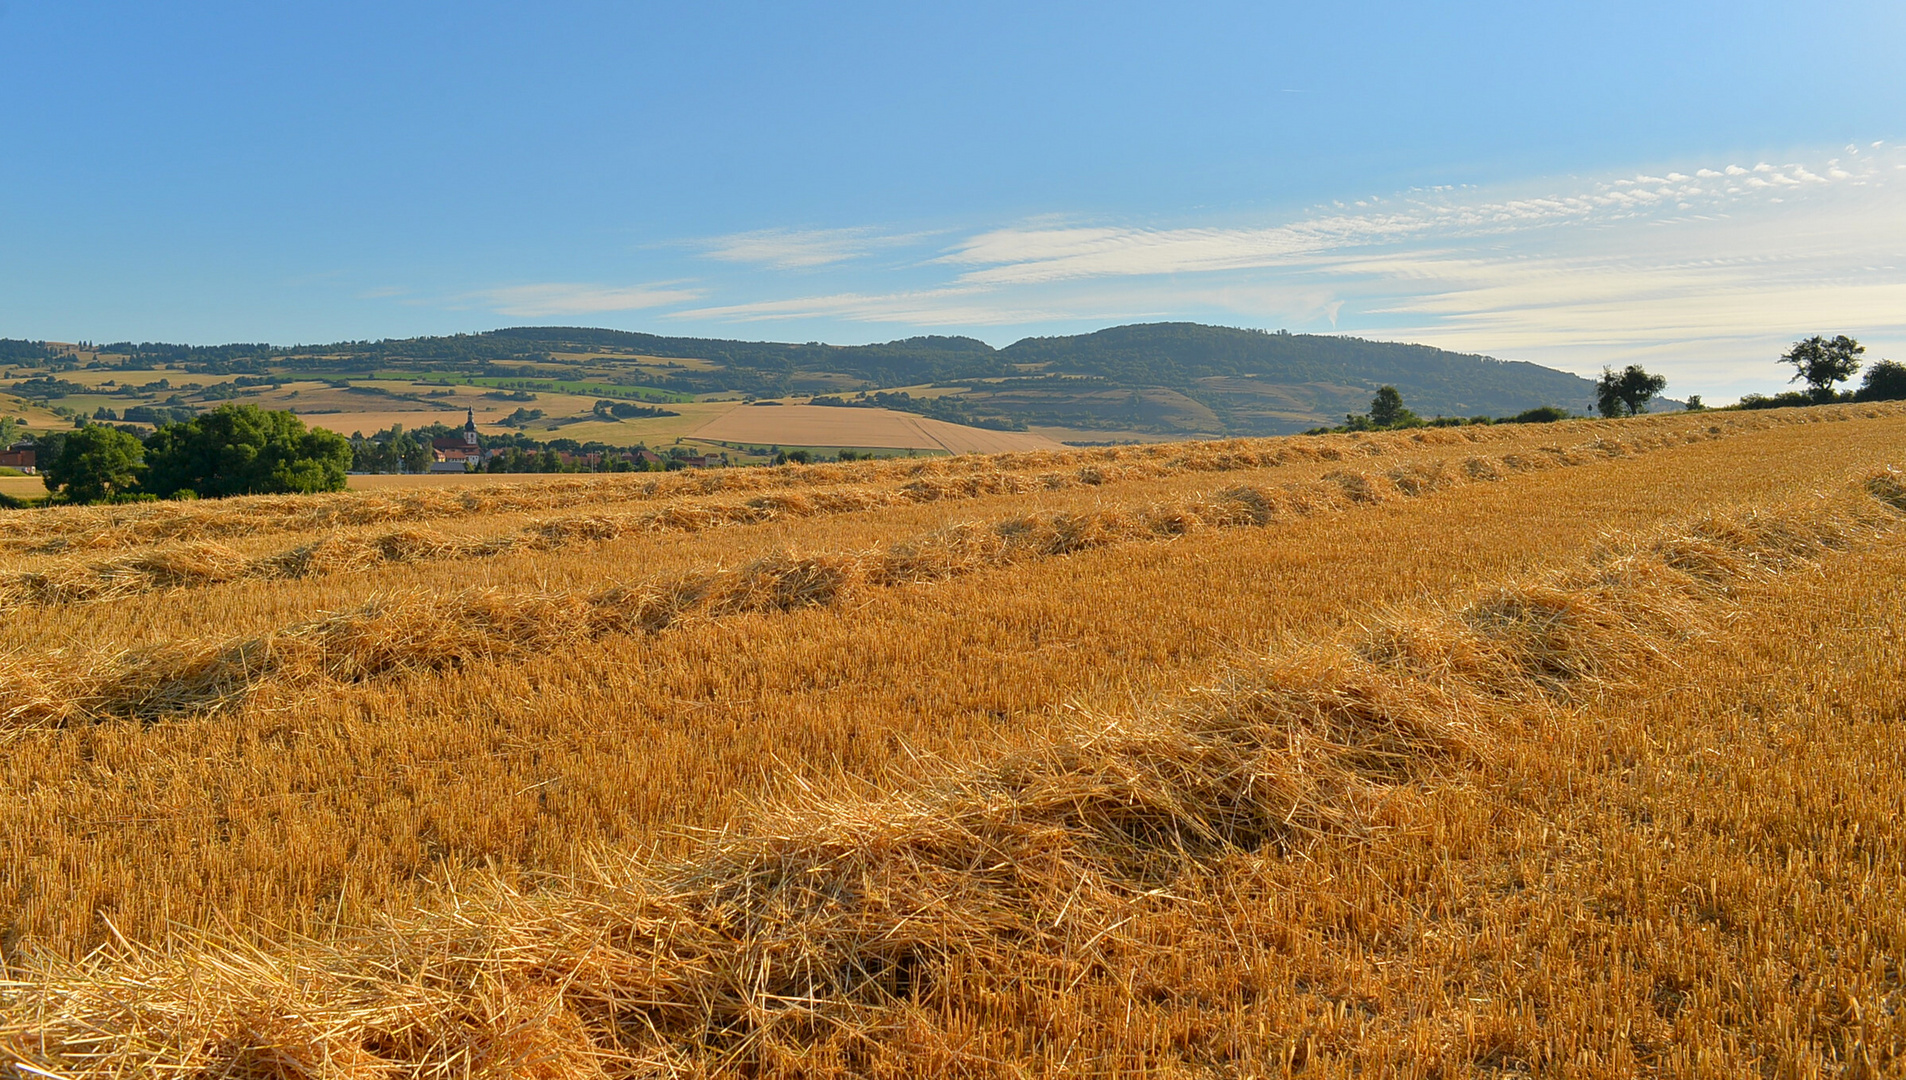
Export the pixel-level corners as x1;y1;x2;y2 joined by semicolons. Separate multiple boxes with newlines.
424;412;490;472
0;444;36;473
422;410;720;472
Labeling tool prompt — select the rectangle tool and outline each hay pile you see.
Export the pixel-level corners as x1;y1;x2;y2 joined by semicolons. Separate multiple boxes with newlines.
3;468;1901;1076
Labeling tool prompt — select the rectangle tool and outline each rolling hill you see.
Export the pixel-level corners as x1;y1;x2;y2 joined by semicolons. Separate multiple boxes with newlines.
6;323;1612;442
486;322;1606;435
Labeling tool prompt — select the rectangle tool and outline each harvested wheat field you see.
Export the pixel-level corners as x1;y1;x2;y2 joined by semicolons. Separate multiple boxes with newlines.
2;402;1905;1077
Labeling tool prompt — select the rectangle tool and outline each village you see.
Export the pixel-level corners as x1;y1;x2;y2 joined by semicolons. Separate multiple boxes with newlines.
410;409;725;472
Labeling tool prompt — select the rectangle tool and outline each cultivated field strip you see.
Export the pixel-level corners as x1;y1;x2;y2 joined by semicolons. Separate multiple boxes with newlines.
0;428;1813;726
0;430;1395;552
0;420;1759;609
0;404;1888;557
5;470;1900;1078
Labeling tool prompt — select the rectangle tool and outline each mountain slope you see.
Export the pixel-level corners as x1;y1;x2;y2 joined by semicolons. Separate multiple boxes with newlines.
995;323;1600;434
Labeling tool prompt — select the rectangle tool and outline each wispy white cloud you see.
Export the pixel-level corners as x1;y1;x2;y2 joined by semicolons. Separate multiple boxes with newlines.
670;144;1906;395
672;286;1085;327
935;157;1867;287
475;281;703;317
699;227;929;270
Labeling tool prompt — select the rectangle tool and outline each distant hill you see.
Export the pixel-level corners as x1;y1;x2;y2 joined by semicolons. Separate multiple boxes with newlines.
1013;324;1591;405
40;323;1608;437
482;322;1603;435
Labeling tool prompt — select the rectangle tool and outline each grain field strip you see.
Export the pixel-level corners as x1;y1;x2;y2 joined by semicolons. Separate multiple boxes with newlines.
0;440;1730;723
2;405;1876;557
0;430;1356;553
0;419;1772;609
6;450;1900;735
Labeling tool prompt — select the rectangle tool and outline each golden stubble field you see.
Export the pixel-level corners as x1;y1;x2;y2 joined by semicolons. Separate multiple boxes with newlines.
2;403;1904;1077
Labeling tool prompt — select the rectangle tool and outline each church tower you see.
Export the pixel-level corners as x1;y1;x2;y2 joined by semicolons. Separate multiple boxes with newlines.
464;408;479;447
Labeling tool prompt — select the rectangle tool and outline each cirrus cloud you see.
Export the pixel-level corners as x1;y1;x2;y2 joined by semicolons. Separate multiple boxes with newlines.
700;226;934;270
475;281;704;318
668;142;1906;397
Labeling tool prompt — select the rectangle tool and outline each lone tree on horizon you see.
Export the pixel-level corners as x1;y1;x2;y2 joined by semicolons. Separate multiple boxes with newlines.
1782;334;1864;403
1595;364;1668;418
1367;385;1419;428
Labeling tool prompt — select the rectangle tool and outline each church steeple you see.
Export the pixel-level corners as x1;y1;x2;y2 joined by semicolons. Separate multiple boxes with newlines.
464;408;478;446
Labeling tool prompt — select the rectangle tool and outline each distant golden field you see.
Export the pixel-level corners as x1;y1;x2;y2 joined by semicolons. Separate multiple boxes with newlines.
2;403;1904;1077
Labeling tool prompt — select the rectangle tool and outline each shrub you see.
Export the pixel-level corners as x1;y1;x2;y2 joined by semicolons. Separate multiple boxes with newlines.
1737;391;1816;411
1503;406;1569;424
1854;360;1906;402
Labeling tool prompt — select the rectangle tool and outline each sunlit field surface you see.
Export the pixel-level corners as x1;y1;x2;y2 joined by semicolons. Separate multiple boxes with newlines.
3;403;1904;1077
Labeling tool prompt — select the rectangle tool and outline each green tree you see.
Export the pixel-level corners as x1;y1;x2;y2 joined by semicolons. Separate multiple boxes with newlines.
142;403;352;498
1596;365;1668;418
1367;385;1420;428
395;433;432;474
1854;359;1906;402
0;416;17;446
1781;335;1863;403
42;424;145;503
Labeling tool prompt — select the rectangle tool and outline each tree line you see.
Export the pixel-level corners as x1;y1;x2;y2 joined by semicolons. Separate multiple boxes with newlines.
35;404;351;504
1740;335;1906;407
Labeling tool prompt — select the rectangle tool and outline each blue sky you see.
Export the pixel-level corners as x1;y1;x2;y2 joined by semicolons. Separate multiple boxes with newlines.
3;1;1903;400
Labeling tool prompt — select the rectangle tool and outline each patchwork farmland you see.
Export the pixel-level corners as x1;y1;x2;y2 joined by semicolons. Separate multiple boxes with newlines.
2;403;1905;1077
